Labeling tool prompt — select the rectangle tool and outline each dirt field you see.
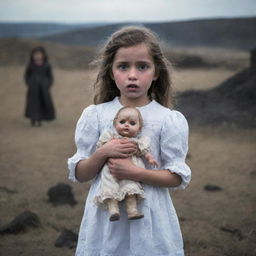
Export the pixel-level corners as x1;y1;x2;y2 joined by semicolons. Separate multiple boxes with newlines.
0;66;255;256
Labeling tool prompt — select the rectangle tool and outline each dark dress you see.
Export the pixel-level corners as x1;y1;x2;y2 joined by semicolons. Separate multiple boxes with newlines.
24;63;56;122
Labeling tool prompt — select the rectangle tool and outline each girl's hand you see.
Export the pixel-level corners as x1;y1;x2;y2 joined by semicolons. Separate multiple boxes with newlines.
107;158;141;181
99;138;137;159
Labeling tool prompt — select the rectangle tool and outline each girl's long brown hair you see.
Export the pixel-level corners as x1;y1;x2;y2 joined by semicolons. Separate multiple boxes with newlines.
93;26;175;108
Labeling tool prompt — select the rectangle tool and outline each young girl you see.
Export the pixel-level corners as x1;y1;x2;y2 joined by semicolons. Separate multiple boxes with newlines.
94;106;158;221
68;26;191;256
24;46;55;126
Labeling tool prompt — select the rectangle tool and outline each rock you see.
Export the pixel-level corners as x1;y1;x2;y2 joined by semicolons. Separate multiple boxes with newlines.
0;186;17;194
250;170;256;176
55;229;78;249
0;211;40;234
47;183;77;206
204;184;222;191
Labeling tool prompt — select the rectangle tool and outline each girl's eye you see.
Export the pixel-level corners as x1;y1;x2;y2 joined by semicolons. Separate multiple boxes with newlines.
130;121;136;126
120;120;125;124
138;64;149;71
118;64;128;70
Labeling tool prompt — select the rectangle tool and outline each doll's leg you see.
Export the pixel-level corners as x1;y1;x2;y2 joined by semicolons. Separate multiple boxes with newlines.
125;194;144;220
106;199;120;221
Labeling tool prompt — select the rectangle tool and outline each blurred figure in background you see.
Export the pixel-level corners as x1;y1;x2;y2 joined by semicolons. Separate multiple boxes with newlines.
24;46;56;127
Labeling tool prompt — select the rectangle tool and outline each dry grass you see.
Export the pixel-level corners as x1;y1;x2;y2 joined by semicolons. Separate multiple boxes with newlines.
173;68;239;92
163;45;250;70
0;66;255;255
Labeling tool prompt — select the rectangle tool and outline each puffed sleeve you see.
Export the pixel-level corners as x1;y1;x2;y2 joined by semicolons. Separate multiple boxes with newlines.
160;110;191;190
67;105;99;182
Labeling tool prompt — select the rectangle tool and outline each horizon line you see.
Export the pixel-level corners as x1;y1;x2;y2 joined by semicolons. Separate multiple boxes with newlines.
0;15;255;25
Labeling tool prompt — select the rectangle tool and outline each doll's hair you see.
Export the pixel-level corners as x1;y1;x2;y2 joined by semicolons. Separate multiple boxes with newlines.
29;46;48;64
93;26;175;108
113;107;143;132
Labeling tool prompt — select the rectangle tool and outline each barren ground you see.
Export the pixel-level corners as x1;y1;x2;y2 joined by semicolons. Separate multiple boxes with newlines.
0;66;255;256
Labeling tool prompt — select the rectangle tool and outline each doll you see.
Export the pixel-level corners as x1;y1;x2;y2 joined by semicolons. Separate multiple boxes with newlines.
94;107;158;221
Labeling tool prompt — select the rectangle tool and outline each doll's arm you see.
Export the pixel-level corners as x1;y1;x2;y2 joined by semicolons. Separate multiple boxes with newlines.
137;136;158;166
144;152;159;167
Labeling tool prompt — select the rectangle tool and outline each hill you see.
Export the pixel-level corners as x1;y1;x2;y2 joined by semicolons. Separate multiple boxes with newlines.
39;17;256;50
176;49;256;128
0;22;107;38
0;38;96;69
147;17;256;50
1;18;255;50
0;37;249;70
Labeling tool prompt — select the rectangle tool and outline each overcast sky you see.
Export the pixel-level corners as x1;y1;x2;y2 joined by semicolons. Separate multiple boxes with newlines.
0;0;256;23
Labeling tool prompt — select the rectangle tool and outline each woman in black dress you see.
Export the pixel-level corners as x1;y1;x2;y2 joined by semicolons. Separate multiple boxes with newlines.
24;46;56;126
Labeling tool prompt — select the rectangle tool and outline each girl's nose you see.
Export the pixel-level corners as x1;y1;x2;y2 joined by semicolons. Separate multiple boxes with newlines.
128;67;137;80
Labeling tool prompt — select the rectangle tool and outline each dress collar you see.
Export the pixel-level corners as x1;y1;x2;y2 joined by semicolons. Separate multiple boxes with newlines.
113;97;156;111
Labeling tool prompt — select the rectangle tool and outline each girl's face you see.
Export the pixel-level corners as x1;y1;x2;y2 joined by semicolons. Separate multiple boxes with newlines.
33;51;44;66
111;43;158;107
114;108;141;138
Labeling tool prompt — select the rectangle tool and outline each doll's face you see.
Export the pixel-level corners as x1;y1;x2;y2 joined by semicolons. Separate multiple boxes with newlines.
33;51;44;66
114;108;141;138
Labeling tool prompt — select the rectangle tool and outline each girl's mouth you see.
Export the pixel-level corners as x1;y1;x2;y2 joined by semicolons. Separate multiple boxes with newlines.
127;84;138;88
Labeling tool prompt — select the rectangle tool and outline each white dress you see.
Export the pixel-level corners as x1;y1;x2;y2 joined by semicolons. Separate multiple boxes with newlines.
94;131;151;206
68;97;191;256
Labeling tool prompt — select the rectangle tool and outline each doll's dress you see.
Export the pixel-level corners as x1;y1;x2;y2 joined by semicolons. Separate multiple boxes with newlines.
94;131;150;207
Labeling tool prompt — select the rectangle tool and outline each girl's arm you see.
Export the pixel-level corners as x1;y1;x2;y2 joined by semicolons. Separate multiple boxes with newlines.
107;158;181;188
46;65;54;87
75;139;137;182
